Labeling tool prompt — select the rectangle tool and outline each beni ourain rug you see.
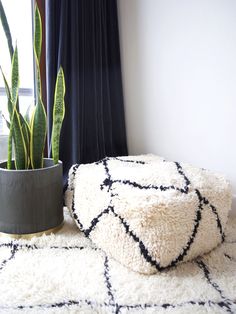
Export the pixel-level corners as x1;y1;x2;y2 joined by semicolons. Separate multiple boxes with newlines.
0;209;235;314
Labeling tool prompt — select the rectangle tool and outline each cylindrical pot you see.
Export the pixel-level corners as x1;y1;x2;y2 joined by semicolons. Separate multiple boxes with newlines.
0;158;64;236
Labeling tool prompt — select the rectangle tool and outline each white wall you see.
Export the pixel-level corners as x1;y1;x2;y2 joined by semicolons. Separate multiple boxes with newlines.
118;0;236;214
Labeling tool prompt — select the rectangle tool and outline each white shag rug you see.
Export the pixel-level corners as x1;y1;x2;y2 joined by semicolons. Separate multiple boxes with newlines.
0;209;235;314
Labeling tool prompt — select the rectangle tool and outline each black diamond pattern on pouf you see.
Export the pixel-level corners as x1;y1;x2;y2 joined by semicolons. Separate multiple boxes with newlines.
65;154;231;275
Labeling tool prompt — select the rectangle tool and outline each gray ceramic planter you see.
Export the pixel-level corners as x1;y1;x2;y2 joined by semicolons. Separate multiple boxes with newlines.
0;158;63;236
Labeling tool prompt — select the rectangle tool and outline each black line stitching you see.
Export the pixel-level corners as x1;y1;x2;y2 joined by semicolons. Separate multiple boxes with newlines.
0;244;18;272
100;160;190;194
104;256;115;304
70;157;225;271
84;206;111;237
0;299;233;312
110;194;203;271
0;242;100;252
198;194;225;242
110;206;162;271
224;253;236;263
196;259;234;313
168;189;203;267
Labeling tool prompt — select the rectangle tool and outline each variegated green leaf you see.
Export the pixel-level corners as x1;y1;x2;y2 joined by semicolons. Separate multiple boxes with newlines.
1;113;10;129
0;67;13;117
11;106;27;170
7;121;13;169
51;67;65;164
0;0;13;59
11;46;19;108
30;98;47;169
24;104;33;125
19;113;31;168
34;4;42;63
35;52;41;99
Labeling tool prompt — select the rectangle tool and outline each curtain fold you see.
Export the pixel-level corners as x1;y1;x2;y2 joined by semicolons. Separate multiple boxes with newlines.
46;0;128;183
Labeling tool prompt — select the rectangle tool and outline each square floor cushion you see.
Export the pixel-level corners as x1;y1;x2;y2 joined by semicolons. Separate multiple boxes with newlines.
65;155;232;274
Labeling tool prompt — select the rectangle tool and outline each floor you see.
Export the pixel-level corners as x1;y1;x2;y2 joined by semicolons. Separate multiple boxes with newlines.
0;209;235;313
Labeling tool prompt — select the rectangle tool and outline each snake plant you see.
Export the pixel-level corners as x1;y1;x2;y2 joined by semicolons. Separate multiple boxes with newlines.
0;2;65;170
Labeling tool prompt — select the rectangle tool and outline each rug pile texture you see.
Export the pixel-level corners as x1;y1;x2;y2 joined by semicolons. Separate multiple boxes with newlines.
0;209;235;313
65;155;231;274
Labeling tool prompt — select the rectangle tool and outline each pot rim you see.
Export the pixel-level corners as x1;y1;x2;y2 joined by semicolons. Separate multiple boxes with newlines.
0;158;62;172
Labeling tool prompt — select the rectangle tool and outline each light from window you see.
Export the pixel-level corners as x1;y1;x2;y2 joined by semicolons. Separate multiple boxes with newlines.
0;0;34;136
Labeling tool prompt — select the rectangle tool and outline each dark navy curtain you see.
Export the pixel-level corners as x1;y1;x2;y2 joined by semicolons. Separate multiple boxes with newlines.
45;0;128;183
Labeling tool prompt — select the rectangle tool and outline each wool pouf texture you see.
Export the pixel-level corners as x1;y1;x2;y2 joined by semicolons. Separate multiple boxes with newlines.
65;155;232;275
0;209;235;313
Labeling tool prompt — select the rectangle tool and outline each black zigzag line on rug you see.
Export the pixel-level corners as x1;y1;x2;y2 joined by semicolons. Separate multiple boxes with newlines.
121;300;234;312
0;242;100;252
103;256;122;314
196;260;234;313
14;299;112;311
104;256;116;305
0;242;37;250
0;298;233;312
0;244;18;272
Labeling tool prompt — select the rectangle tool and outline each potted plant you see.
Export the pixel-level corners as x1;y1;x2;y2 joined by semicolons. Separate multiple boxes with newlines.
0;2;65;237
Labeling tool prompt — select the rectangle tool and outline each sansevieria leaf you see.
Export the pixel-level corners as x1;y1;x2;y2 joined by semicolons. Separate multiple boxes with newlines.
11;106;27;170
7;121;13;169
34;4;42;101
19;113;31;168
30;98;47;169
51;67;65;164
34;4;42;63
11;46;19;109
35;52;41;99
0;67;13;117
24;104;32;125
0;0;13;59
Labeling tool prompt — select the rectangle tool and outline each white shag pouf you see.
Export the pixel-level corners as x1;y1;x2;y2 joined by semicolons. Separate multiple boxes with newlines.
0;209;236;313
65;155;232;275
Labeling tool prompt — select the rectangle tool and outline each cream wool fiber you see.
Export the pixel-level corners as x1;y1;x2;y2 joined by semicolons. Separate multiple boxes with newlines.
65;154;232;275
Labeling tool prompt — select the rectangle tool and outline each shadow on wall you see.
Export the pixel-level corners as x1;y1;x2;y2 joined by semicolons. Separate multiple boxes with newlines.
118;0;236;215
118;0;150;154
